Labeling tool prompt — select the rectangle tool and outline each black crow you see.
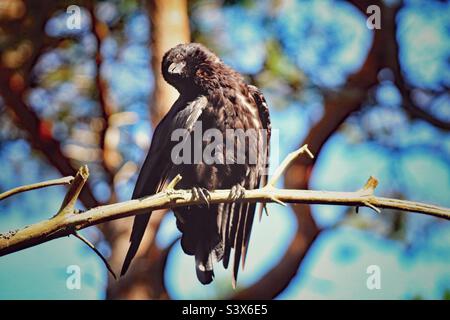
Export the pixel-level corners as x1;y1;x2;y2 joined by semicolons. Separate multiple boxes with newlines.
121;43;271;287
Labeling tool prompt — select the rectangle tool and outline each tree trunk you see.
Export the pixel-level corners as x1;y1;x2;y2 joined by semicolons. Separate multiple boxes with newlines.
148;0;191;126
105;0;190;299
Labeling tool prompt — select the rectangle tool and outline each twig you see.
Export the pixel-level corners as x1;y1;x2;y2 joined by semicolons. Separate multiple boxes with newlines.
166;174;182;191
266;144;314;188
72;232;117;280
0;176;74;202
260;145;314;215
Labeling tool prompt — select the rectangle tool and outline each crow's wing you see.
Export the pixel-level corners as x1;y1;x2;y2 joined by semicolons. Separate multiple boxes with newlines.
121;96;208;276
220;85;271;287
240;85;271;265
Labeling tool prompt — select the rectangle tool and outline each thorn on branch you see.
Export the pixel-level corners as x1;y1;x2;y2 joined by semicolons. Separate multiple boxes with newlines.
269;196;286;207
363;201;381;214
303;145;315;160
259;202;270;222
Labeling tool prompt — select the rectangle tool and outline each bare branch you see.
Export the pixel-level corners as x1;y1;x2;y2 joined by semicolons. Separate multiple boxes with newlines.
166;174;183;191
0;176;74;201
0;146;449;260
266;144;314;188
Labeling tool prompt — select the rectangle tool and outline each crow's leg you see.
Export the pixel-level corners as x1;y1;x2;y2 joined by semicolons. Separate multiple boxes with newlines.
191;187;211;207
229;184;246;201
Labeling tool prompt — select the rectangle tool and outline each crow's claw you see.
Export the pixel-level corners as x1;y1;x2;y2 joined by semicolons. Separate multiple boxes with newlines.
229;184;246;201
191;187;211;207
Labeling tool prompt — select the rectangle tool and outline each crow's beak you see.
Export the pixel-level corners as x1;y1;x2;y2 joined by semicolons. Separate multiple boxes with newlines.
168;61;186;74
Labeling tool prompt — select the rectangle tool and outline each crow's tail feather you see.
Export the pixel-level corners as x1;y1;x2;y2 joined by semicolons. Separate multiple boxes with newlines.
195;242;215;285
120;213;151;276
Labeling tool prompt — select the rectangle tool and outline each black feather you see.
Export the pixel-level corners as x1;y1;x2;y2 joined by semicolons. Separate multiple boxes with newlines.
121;43;271;287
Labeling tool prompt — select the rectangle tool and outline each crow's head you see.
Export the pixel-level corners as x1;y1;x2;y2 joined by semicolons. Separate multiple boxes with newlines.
162;43;221;92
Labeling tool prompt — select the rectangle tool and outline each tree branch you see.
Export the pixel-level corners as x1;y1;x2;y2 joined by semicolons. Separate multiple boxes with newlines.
384;1;450;131
0;176;74;201
1;146;448;260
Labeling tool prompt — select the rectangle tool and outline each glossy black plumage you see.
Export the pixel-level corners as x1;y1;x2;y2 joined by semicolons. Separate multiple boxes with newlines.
121;43;271;286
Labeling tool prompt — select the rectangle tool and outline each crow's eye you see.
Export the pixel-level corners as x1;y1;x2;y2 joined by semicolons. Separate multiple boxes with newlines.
175;53;183;60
